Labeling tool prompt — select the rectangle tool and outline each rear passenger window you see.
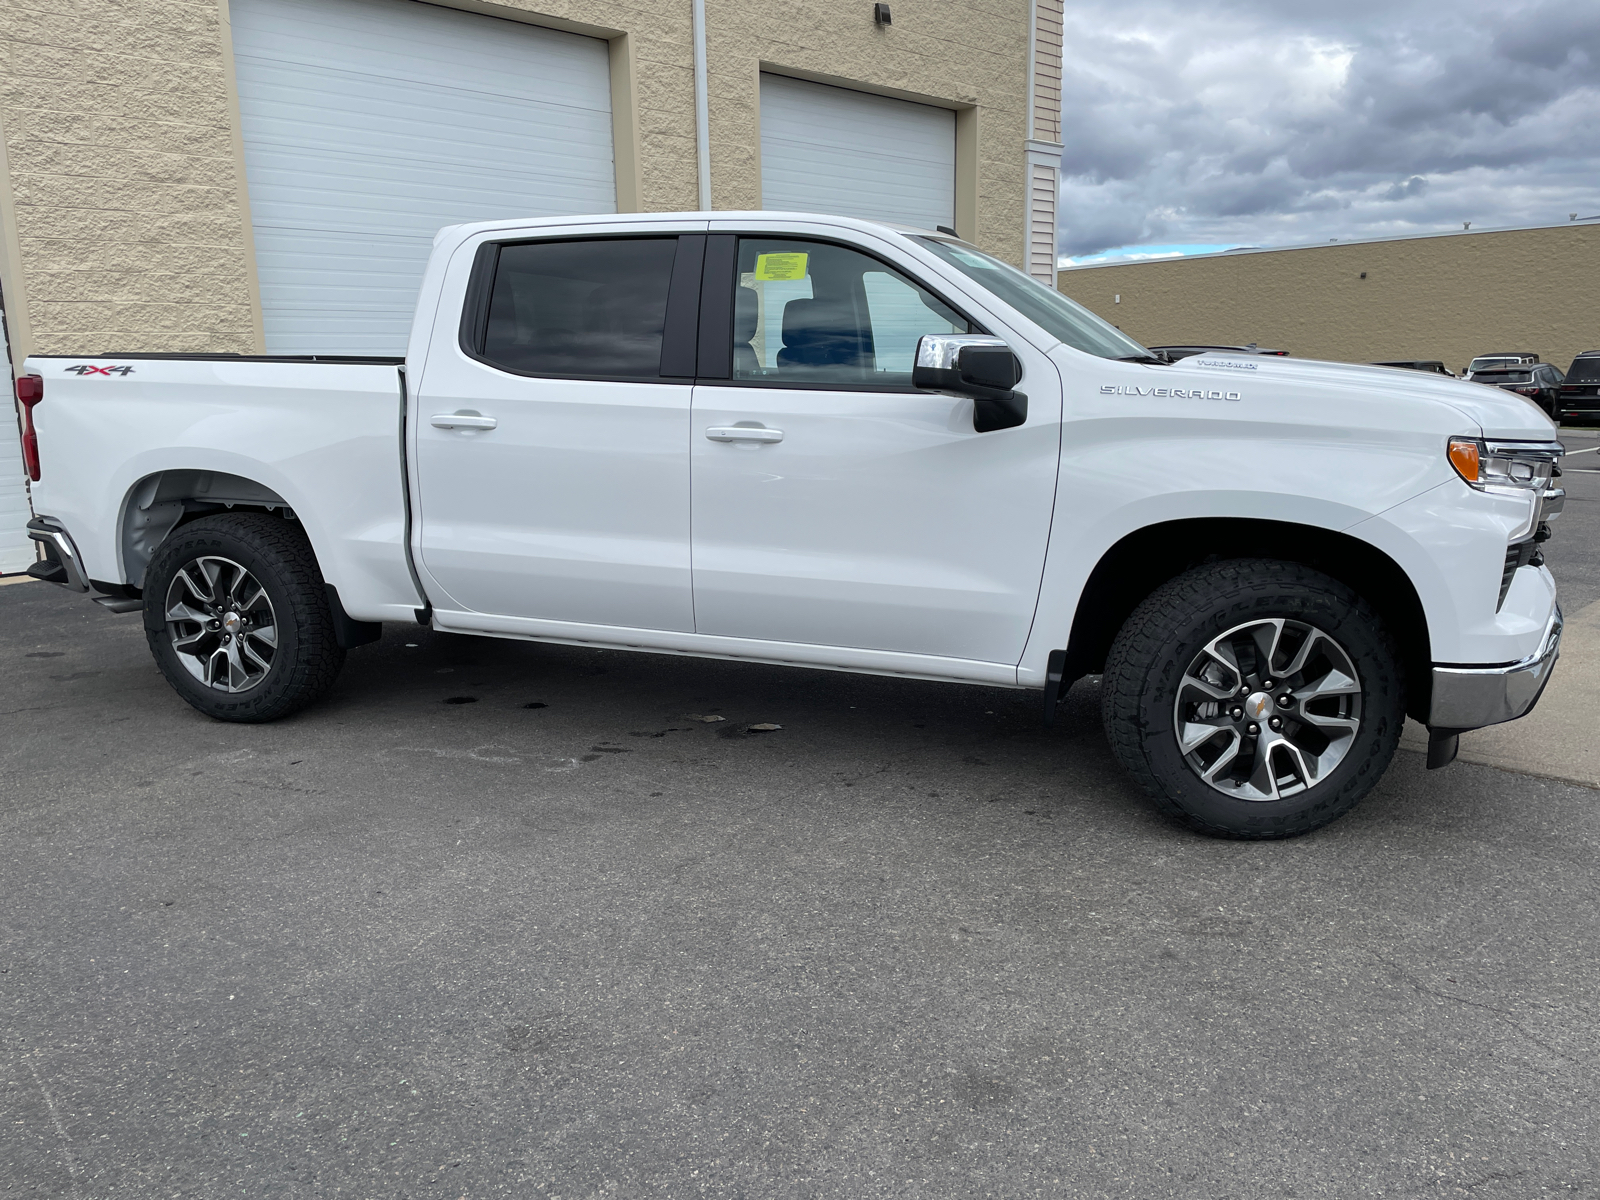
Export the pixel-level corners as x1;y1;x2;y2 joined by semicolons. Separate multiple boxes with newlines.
480;238;677;379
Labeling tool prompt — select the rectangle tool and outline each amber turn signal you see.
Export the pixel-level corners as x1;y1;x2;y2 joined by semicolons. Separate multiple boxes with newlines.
1448;438;1481;484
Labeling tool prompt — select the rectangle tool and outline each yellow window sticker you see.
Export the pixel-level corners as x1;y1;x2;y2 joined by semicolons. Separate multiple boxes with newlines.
753;252;808;281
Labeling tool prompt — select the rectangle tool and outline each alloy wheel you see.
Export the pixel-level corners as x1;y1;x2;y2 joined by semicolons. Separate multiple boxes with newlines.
164;555;279;693
1173;617;1362;800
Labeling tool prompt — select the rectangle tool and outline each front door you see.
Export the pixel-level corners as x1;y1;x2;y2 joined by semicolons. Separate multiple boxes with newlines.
414;234;698;631
690;236;1061;664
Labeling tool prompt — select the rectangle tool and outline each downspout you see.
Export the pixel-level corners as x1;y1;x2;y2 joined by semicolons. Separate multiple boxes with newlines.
1026;0;1038;142
693;0;712;210
1024;0;1040;277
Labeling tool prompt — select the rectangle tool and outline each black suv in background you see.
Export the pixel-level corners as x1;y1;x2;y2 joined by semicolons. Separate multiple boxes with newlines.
1469;362;1565;417
1558;351;1600;425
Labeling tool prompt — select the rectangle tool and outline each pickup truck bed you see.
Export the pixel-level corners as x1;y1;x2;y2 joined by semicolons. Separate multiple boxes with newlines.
27;354;421;624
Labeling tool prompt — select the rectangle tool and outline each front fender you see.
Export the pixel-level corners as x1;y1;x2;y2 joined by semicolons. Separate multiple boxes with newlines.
1345;477;1554;664
1020;488;1389;684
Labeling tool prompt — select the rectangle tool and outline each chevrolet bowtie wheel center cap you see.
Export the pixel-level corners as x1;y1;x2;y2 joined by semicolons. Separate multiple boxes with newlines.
1245;692;1274;720
222;612;243;635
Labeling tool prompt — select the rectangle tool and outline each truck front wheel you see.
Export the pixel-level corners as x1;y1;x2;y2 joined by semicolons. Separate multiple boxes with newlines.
1102;559;1403;838
143;513;346;722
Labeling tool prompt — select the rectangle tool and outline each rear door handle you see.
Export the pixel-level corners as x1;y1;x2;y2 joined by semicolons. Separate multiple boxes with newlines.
705;425;784;443
431;411;497;431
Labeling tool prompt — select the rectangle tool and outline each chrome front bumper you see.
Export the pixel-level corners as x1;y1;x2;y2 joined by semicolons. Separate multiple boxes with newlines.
1429;605;1562;730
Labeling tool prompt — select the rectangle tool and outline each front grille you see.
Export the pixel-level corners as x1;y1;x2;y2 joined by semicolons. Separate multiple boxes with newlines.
1499;533;1551;610
1499;545;1522;610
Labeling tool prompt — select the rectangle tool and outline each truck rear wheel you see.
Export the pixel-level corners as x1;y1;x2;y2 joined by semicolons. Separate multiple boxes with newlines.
1101;559;1402;838
143;513;345;722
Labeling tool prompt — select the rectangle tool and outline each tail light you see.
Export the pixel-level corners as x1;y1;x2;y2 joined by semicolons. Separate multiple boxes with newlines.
1515;387;1540;396
15;374;42;481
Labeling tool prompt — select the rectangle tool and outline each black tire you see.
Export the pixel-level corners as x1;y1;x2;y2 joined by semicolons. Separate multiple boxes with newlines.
1101;559;1403;839
143;513;346;722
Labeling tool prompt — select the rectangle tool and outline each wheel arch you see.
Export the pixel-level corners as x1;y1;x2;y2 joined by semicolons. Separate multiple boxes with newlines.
1062;517;1433;723
117;469;294;592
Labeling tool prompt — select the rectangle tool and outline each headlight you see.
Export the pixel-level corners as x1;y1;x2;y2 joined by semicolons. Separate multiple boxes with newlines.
1448;437;1562;493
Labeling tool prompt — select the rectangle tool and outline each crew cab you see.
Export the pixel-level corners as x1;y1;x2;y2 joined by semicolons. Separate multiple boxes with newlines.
17;211;1566;838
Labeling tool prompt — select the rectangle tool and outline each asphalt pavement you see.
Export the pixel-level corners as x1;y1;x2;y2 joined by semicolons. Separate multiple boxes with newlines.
3;530;1599;1197
1551;429;1600;610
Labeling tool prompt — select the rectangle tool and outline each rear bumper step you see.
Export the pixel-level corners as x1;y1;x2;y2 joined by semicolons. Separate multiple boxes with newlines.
25;517;90;592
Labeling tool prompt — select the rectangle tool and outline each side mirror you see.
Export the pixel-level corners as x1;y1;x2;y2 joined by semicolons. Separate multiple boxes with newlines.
912;335;1028;431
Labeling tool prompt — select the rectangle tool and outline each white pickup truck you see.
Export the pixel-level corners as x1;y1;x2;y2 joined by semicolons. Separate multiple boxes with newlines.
18;211;1565;838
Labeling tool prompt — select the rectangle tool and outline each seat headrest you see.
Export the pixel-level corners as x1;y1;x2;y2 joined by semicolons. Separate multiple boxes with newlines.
781;298;852;343
736;285;759;343
778;298;867;368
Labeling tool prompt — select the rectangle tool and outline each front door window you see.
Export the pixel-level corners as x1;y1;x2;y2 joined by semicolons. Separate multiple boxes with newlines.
732;239;969;388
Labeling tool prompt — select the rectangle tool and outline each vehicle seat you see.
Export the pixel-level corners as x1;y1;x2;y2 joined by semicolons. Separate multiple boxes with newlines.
776;298;871;369
734;285;760;376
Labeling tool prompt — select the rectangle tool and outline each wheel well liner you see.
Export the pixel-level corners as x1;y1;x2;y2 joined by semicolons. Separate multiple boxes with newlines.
1062;518;1433;722
120;470;293;591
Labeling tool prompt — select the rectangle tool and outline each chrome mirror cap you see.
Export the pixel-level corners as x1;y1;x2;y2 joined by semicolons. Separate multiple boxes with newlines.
914;334;1011;372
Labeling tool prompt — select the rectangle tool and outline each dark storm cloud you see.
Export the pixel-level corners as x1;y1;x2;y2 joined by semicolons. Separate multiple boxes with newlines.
1057;0;1600;256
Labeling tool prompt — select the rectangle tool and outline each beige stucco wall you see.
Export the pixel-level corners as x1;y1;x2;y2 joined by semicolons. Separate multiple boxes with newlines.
0;0;260;358
0;0;1036;365
703;0;1031;265
1059;223;1600;374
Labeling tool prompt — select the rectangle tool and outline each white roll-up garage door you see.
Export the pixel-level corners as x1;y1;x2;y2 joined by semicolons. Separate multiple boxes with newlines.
759;74;956;232
0;413;30;574
231;0;616;355
2;305;33;575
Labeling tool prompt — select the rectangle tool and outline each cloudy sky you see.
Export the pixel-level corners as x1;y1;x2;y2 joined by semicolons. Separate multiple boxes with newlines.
1056;0;1600;260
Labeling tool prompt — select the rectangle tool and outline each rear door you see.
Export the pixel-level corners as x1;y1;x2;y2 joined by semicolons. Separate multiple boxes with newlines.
687;233;1061;664
413;229;705;631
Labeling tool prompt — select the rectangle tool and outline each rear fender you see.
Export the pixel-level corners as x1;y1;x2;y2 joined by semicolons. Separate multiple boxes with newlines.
120;469;291;589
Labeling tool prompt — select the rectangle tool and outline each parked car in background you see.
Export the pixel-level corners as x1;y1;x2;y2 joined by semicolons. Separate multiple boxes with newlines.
1373;361;1454;376
1469;363;1564;418
1466;352;1539;377
1149;344;1290;362
1557;351;1600;425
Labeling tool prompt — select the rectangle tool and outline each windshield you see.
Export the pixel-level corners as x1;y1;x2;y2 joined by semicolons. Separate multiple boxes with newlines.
1568;358;1600;383
913;237;1150;360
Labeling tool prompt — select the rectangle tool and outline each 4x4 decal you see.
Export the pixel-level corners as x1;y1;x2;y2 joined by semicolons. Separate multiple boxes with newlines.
64;364;134;376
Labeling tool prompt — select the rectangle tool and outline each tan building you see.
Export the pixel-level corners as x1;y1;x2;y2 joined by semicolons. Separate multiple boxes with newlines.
1058;220;1600;375
0;0;1065;366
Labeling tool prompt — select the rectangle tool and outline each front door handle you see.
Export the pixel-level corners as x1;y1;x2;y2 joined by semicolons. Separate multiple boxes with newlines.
705;425;784;443
431;410;497;431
